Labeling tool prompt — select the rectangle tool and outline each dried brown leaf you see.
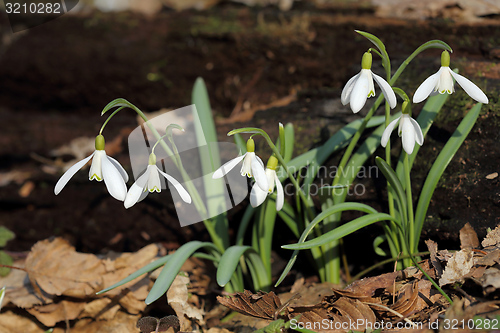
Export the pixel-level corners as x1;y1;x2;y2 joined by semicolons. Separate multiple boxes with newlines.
25;238;106;298
0;262;52;308
477;249;500;266
26;300;85;327
344;271;400;297
482;225;500;248
167;274;205;331
460;223;479;249
439;248;474;287
425;239;443;278
0;311;47;333
217;290;283;320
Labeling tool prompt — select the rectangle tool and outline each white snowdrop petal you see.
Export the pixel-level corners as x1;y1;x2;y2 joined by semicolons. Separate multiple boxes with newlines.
409;117;424;146
341;73;360;105
372;72;397;109
449;69;489;104
54;152;95;195
107;155;129;182
250;183;268;208
89;150;105;181
413;70;441;103
158;169;192;203
401;118;416;155
438;67;454;94
147;165;162;192
213;154;246;179
251;156;268;191
349;70;370;113
380;117;400;148
124;171;149;209
102;155;128;201
275;174;284;212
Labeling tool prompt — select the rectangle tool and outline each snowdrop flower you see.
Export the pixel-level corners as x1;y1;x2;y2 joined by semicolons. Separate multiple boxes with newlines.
124;153;191;209
54;135;128;201
413;51;488;104
250;156;284;211
381;102;424;155
212;138;268;191
341;52;397;113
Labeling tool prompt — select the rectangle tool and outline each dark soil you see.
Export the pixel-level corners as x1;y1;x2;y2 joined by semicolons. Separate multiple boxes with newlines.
0;4;499;280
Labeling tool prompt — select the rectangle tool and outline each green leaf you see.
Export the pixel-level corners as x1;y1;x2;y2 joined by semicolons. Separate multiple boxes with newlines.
192;78;227;218
245;250;271;291
373;235;388;256
96;255;171;295
145;241;218;304
282;213;399;250
283;123;294;163
216;246;253;287
0;251;13;277
395;92;450;184
414;103;482;247
0;227;15;247
375;157;408;228
275;202;378;286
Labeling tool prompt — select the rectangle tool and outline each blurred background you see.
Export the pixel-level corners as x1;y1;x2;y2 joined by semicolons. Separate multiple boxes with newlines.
0;0;498;257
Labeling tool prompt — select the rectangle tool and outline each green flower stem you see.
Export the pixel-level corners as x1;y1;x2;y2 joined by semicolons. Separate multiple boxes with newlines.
403;153;415;254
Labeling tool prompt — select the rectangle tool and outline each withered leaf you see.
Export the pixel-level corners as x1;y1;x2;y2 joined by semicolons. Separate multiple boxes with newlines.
477;249;500;266
217;290;283;320
482;225;500;248
425;239;444;278
439;248;474;287
344;271;399;297
460;223;479;249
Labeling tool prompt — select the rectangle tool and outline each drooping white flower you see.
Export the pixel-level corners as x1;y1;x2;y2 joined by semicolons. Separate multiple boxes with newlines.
341;52;397;113
413;51;488;104
249;156;284;211
212;138;268;191
54;135;128;201
381;111;424;155
124;153;191;209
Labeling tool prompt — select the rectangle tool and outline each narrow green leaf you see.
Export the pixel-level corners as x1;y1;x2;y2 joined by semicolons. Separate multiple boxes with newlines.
282;213;399;250
245;250;271;291
216;246;253;287
283;123;294;163
146;241;218;304
96;255;171;295
373;235;388;256
192;78;227;219
395;92;449;183
414;103;482;246
275;202;378;286
234;133;246;153
375;157;407;226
